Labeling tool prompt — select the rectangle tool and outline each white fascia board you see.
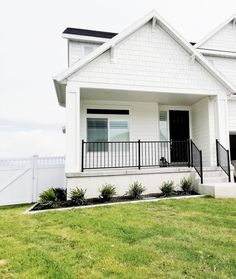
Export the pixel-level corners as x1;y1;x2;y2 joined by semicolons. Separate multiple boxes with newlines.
53;79;66;107
228;95;236;100
54;10;236;95
194;15;236;49
198;49;236;58
62;33;109;43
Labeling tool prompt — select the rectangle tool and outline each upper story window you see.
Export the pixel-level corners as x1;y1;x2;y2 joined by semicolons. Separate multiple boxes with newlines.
84;46;94;56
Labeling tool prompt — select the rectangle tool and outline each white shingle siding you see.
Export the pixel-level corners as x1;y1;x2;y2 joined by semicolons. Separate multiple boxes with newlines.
204;56;236;88
70;22;226;93
69;41;101;65
200;22;236;52
228;99;236;132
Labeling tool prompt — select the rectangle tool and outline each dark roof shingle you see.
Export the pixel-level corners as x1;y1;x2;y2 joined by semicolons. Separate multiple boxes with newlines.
63;28;117;39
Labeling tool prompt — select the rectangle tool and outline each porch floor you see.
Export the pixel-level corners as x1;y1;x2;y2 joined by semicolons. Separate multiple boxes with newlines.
67;166;195;178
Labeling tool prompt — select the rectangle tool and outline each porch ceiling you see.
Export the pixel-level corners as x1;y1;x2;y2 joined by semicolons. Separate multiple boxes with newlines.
81;88;213;106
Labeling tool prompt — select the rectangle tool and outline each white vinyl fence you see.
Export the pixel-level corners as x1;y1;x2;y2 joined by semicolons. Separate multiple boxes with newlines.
0;156;65;206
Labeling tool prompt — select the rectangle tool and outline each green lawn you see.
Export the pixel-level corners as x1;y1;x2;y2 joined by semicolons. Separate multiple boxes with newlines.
0;198;236;279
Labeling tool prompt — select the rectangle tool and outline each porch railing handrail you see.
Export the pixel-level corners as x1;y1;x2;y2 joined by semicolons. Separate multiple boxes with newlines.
216;139;231;182
83;140;188;144
191;140;203;184
81;139;191;172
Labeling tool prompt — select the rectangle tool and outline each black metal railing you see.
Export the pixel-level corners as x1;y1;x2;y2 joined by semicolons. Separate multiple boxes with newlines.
191;140;203;184
81;140;190;171
216;139;231;182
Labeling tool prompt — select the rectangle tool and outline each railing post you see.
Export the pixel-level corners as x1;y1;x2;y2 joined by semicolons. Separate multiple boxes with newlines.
138;140;141;170
81;140;84;172
227;150;231;182
187;139;191;168
199;150;203;184
190;140;193;167
216;139;219;167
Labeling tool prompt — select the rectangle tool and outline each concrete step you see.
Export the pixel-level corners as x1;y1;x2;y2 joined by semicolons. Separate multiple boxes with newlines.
203;176;229;184
197;183;236;198
203;170;225;178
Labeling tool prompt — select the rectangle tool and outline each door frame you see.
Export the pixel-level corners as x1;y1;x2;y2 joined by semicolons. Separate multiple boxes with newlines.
158;105;192;141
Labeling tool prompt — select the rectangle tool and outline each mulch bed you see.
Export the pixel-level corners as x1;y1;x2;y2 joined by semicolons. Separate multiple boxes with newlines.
31;191;198;212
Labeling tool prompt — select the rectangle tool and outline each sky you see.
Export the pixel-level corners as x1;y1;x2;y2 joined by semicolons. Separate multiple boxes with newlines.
1;0;236;158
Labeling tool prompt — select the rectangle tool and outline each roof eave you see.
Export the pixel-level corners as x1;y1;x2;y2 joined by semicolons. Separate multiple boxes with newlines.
53;79;66;107
62;33;109;43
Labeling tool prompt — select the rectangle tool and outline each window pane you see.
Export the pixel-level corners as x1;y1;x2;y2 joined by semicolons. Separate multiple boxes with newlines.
159;111;168;141
84;46;94;55
110;121;129;141
87;118;108;151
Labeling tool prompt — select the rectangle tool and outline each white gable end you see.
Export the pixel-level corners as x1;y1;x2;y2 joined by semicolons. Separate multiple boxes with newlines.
205;56;236;88
199;21;236;52
70;22;227;94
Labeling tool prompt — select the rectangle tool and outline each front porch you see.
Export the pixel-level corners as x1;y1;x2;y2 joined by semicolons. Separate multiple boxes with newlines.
69;86;230;170
65;85;232;197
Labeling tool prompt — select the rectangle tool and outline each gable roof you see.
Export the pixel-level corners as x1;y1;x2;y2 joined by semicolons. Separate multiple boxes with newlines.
53;10;236;105
63;27;117;39
194;15;236;49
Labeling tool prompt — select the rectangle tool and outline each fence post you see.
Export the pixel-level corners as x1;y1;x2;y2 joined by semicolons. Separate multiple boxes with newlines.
138;140;141;170
30;155;38;203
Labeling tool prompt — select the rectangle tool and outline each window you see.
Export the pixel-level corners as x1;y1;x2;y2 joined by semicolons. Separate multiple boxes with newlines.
87;118;108;142
84;46;94;56
110;121;129;141
87;117;129;151
159;111;168;141
87;118;108;152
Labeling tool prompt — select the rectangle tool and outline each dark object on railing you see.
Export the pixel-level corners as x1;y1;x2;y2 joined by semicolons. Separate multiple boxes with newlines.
191;140;203;184
216;139;231;182
159;157;169;167
81;140;190;171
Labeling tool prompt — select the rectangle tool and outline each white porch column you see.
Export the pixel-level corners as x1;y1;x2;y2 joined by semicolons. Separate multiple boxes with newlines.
215;96;230;149
65;82;81;173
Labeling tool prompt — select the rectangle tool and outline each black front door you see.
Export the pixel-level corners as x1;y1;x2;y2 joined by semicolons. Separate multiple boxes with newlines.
169;110;189;164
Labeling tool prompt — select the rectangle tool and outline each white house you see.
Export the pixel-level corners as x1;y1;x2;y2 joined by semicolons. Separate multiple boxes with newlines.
53;11;236;198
